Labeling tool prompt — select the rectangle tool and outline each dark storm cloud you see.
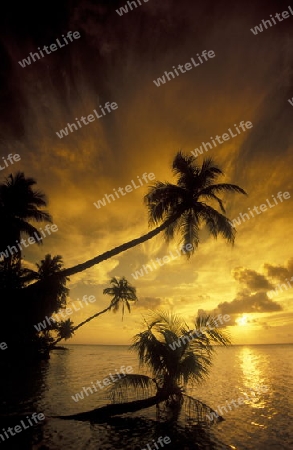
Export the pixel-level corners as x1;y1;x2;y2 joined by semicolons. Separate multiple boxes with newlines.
233;83;293;185
264;258;293;281
232;267;273;291
218;290;282;315
203;265;284;321
137;296;163;310
216;265;282;315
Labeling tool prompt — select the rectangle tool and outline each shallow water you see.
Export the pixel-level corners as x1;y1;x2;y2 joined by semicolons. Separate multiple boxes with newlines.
1;344;292;449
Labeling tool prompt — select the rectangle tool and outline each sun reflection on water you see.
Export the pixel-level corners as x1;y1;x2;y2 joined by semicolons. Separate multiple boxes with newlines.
237;347;269;410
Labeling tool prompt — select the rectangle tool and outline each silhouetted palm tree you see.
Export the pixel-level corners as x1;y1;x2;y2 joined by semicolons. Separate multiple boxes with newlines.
112;311;230;414
33;254;70;311
0;253;70;360
0;172;52;271
54;319;75;342
52;277;137;345
0;256;34;289
23;254;70;320
60;311;230;423
145;153;246;253
35;153;246;281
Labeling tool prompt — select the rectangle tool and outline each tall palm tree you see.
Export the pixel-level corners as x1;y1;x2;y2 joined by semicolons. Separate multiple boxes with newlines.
30;153;246;283
59;311;230;423
52;277;137;345
0;172;52;269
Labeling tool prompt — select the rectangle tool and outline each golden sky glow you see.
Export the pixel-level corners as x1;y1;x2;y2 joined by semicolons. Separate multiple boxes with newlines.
1;0;292;345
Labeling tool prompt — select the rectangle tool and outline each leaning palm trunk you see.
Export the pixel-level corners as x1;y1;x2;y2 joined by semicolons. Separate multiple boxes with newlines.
55;393;167;422
55;392;222;425
51;304;112;346
33;211;183;287
71;304;113;332
52;277;137;346
14;212;183;313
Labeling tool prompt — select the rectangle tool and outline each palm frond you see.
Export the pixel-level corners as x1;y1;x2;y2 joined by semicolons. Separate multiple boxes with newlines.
197;204;236;244
183;394;224;424
198;158;224;188
131;310;230;390
172;151;199;187
198;183;247;197
194;314;231;346
108;374;155;403
178;210;199;255
144;182;185;225
198;192;226;213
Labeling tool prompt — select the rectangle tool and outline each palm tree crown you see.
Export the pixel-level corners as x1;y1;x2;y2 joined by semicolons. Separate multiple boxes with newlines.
103;276;137;319
144;153;246;254
34;254;70;311
131;311;230;391
0;172;52;252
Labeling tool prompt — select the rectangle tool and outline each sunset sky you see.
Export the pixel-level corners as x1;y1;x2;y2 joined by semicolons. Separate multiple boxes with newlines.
1;0;292;345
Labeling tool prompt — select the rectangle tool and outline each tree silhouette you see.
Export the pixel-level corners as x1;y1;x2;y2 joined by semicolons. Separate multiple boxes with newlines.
52;277;137;345
0;172;52;251
59;311;230;423
29;153;246;283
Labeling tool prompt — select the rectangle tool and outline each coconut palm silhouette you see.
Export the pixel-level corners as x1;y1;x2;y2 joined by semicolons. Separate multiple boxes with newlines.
52;276;137;345
32;152;246;282
0;172;52;275
58;311;230;423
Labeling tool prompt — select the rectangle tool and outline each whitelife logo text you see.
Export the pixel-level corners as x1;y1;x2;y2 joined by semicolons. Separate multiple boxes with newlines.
56;102;118;139
230;191;290;228
191;121;253;158
0;153;21;171
93;172;155;209
18;31;81;68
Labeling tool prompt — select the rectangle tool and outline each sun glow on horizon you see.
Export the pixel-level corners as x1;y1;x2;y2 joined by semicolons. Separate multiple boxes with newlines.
236;315;249;326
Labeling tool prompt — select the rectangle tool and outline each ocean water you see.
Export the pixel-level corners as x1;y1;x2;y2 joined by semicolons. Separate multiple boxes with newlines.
1;344;292;449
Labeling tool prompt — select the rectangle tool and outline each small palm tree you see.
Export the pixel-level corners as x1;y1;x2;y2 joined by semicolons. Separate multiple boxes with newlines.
52;277;137;345
103;276;137;320
112;311;230;411
54;319;75;342
62;311;230;424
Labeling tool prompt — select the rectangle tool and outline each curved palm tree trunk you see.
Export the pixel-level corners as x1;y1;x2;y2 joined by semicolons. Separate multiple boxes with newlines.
51;304;113;346
54;393;222;424
58;212;182;279
72;305;113;332
20;212;183;305
54;394;167;422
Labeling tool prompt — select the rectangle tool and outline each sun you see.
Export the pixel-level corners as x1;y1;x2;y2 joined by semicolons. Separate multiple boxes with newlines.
236;315;248;326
